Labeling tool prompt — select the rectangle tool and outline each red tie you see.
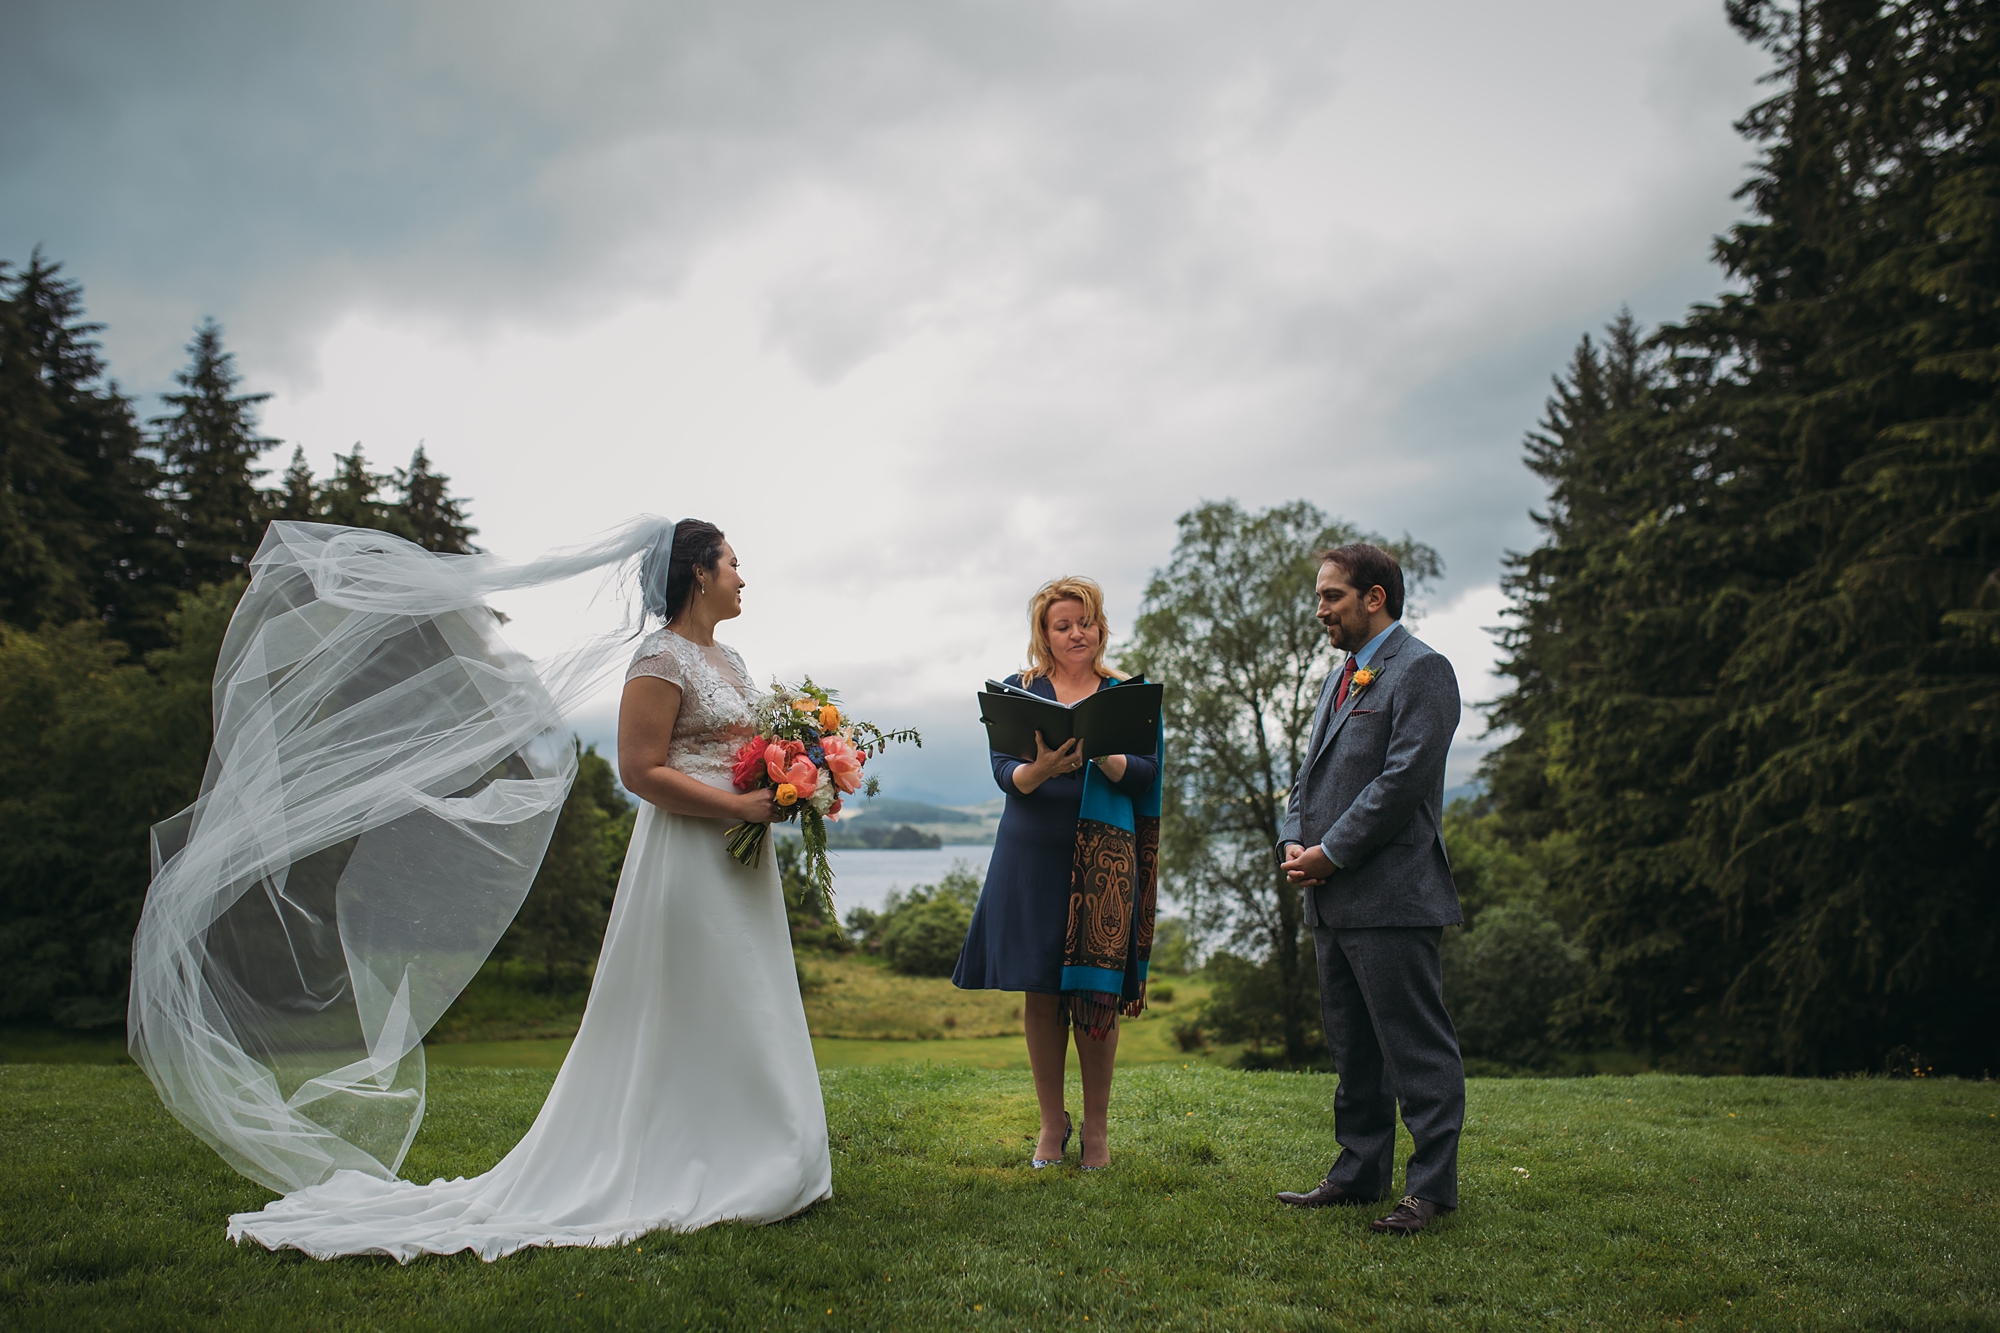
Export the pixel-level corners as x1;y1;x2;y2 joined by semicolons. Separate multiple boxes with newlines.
1334;654;1359;712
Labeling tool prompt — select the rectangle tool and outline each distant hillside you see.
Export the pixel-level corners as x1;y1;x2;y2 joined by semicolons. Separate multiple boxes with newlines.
845;798;977;825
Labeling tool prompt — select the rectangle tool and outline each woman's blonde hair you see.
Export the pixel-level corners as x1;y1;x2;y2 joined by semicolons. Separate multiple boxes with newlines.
1021;576;1122;685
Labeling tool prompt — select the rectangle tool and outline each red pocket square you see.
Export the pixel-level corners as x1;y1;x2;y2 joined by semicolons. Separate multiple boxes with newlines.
1350;709;1377;715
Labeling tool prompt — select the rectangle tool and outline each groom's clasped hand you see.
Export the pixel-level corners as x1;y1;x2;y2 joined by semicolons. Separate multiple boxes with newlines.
1271;543;1466;1237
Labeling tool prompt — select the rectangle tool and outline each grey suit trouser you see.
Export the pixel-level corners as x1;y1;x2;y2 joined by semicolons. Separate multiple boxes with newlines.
1311;923;1464;1209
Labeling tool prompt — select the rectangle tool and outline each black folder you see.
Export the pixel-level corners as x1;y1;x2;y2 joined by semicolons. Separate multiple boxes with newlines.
978;678;1163;761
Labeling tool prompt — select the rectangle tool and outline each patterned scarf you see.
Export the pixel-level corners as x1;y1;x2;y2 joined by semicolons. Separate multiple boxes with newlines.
1060;678;1164;1040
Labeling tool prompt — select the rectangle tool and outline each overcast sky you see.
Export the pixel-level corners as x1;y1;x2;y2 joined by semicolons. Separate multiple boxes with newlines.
4;1;1771;803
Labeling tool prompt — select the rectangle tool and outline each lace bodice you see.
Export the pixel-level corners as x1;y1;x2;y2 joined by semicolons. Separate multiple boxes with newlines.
626;630;760;790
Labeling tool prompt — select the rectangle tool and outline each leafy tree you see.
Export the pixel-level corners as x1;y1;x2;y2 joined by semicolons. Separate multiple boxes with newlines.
0;253;180;650
153;321;278;588
0;580;239;1024
1439;797;1553;925
1122;499;1440;1066
1149;916;1196;975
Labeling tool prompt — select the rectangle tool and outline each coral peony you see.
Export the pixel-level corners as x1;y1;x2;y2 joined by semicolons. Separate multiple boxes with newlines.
731;736;767;790
764;739;808;785
820;735;866;794
782;757;819;799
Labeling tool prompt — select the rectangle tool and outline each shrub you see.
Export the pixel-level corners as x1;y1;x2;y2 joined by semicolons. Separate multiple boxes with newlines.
1443;902;1587;1068
1199;950;1321;1058
881;896;974;977
846;863;983;976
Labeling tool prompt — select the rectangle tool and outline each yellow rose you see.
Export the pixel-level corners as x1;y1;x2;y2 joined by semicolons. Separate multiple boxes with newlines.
817;703;841;731
775;783;799;806
1353;667;1377;688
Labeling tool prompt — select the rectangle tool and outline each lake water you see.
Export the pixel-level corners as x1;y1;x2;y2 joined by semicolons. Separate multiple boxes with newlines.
823;845;993;916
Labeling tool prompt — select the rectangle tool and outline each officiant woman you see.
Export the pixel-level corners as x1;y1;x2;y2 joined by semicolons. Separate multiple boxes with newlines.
953;576;1163;1172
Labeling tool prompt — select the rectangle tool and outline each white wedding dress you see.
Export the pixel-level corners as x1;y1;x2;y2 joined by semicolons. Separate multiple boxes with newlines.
227;629;831;1261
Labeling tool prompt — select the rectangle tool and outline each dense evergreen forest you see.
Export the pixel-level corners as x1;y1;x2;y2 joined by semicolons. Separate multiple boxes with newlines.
0;252;626;1027
1476;0;1998;1075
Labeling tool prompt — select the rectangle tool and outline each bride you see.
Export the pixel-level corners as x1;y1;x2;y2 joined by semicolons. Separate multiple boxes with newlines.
215;519;830;1260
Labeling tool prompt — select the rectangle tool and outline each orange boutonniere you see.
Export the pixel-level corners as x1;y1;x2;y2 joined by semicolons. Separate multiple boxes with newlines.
1351;665;1380;692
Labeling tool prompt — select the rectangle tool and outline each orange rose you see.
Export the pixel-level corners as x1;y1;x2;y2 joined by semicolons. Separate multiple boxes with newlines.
817;703;841;731
792;699;814;712
775;783;799;806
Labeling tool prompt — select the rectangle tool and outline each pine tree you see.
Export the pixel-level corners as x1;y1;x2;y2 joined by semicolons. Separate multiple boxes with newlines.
259;441;483;554
315;445;402;535
0;258;88;629
265;446;318;522
393;445;479;553
154;320;277;588
0;253;180;649
1487;1;2000;1074
1672;0;2000;1073
1486;315;1658;845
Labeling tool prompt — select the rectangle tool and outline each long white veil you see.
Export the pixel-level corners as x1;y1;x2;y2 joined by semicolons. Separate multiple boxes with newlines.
128;516;673;1194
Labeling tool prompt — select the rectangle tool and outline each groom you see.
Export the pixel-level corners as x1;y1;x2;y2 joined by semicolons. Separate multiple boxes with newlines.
1275;543;1465;1235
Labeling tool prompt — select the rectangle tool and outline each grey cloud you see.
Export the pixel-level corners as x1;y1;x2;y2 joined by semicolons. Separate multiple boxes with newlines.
5;0;1351;388
7;0;1775;800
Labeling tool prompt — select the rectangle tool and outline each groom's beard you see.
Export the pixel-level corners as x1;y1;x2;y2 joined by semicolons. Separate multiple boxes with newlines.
1324;614;1369;652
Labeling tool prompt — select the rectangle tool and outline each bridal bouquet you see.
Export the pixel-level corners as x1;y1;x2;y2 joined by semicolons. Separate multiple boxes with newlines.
725;678;920;917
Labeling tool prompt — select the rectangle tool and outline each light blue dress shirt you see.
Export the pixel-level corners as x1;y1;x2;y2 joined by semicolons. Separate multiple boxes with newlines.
1348;621;1398;672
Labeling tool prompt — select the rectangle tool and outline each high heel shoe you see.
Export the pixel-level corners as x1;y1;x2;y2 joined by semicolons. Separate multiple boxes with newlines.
1032;1111;1073;1169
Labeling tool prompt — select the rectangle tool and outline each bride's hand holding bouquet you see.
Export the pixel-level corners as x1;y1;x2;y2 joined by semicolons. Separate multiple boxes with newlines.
724;678;918;917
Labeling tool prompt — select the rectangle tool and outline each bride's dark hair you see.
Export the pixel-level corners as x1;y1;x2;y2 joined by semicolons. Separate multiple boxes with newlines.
639;519;727;622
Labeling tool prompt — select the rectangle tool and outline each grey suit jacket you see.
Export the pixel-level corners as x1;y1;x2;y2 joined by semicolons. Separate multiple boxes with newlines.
1279;623;1463;929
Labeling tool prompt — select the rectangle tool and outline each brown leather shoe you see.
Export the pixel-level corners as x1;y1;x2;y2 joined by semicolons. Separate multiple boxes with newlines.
1370;1196;1443;1234
1276;1178;1374;1208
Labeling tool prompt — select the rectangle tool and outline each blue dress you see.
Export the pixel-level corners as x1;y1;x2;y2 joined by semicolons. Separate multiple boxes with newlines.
952;674;1161;994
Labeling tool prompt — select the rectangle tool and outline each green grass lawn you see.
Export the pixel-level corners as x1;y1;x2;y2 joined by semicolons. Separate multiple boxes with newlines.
3;1062;1995;1331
